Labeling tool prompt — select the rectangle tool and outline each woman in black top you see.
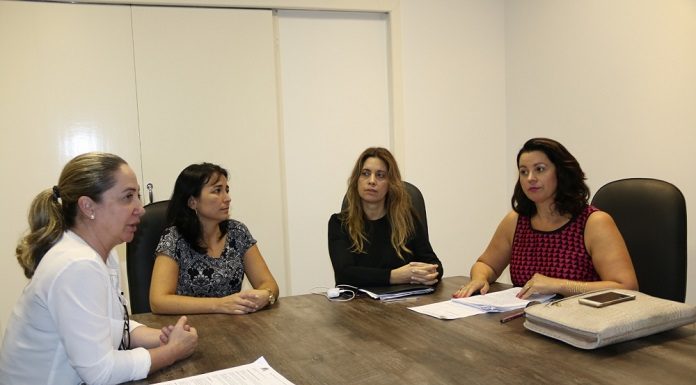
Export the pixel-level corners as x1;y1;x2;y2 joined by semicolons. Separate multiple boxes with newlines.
328;147;443;287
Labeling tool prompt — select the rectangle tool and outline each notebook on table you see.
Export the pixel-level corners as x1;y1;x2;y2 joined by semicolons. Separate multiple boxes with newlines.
356;284;435;301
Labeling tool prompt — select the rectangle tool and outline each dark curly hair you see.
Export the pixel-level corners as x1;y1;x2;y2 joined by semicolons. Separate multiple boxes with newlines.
511;138;589;217
167;163;229;254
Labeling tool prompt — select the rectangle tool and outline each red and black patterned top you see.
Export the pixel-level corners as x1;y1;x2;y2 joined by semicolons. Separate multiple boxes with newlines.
510;205;601;287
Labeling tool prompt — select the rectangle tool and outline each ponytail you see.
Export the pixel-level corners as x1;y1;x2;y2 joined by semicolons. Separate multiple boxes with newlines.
15;152;126;279
16;189;65;278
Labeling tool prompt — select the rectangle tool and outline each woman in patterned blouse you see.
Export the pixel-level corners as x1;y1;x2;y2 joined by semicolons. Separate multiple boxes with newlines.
453;138;637;299
150;163;279;314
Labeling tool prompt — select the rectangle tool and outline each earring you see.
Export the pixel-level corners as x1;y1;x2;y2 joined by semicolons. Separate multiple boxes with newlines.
90;214;95;220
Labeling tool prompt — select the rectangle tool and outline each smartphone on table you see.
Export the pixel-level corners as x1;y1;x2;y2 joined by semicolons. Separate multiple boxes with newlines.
579;291;636;308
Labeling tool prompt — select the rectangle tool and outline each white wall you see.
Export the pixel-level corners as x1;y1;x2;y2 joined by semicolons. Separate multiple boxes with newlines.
278;10;391;294
505;0;696;303
399;0;508;283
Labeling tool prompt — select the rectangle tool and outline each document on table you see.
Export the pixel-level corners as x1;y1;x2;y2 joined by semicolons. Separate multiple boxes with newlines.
409;299;486;319
153;357;295;385
409;287;555;320
452;287;555;312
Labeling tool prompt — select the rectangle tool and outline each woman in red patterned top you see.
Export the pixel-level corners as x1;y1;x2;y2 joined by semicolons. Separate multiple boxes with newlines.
453;138;637;299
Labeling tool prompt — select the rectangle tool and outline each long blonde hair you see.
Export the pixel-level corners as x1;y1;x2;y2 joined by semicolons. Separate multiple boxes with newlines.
16;152;126;278
340;147;414;259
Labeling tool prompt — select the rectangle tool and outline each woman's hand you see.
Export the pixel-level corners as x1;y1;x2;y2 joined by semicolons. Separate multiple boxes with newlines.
215;291;264;314
147;316;198;373
240;289;272;309
159;325;173;346
158;322;192;346
453;278;489;298
516;273;562;299
165;316;198;360
390;262;439;285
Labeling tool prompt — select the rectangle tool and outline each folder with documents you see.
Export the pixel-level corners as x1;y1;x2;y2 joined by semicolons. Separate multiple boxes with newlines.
409;288;555;320
358;284;435;301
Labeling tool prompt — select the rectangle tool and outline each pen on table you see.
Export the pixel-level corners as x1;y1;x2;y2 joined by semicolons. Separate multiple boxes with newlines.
499;310;525;324
500;300;540;324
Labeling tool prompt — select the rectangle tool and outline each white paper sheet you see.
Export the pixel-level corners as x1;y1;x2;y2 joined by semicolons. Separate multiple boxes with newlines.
153;357;295;385
409;300;486;320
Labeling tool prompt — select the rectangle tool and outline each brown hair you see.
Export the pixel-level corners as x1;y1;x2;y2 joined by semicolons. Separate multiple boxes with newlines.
16;152;127;278
340;147;414;259
512;138;590;217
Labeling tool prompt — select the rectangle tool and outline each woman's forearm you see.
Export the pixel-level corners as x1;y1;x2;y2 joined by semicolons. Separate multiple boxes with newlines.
470;261;498;284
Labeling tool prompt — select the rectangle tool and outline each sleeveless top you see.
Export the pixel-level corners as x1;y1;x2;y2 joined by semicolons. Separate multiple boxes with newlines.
510;205;601;287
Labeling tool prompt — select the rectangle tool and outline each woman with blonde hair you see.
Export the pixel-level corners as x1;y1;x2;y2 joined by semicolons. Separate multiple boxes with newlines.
328;147;443;287
0;152;197;385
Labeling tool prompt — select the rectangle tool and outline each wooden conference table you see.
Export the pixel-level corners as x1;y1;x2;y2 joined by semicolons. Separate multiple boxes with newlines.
129;276;696;385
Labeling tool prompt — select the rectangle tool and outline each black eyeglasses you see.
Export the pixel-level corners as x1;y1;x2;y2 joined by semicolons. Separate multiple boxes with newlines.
118;294;130;350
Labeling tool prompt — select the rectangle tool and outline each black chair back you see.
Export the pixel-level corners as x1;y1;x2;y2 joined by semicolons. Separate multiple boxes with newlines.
591;178;686;302
126;200;169;314
342;181;429;238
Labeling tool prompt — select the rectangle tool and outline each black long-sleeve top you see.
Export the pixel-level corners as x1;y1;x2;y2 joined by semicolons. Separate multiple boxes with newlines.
328;213;443;287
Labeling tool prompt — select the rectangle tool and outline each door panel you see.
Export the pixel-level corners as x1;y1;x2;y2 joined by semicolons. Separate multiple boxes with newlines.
131;6;287;293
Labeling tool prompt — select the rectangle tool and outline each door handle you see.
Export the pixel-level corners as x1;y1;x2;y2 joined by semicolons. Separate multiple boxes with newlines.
146;183;154;204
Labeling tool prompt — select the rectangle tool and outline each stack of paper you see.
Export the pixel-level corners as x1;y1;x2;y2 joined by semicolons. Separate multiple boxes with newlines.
409;287;555;320
452;287;555;312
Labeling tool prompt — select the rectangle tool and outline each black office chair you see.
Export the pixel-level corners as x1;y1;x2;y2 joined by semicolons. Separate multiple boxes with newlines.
342;181;429;239
126;200;170;314
591;178;686;302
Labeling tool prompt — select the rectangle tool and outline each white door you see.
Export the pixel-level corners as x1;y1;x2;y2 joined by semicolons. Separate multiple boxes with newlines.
131;6;287;293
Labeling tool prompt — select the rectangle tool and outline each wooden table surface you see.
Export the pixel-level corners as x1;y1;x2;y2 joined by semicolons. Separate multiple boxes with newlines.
129;276;696;385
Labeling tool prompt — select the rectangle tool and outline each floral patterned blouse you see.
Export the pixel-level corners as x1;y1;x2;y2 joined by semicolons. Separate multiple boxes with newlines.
155;219;256;297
